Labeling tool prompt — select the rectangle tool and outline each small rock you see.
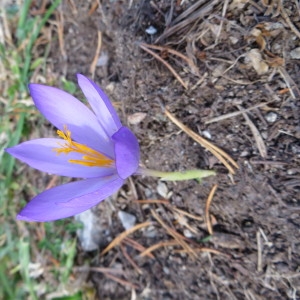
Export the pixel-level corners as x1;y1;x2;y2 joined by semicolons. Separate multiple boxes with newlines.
144;225;158;238
265;112;277;123
246;49;269;75
128;112;147;125
145;25;157;35
157;181;168;198
118;211;136;230
202;130;212;139
183;229;193;238
97;51;109;66
75;209;102;251
290;47;300;59
240;150;249;157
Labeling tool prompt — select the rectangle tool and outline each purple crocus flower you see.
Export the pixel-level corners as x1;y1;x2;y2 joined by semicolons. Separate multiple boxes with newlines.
6;74;140;222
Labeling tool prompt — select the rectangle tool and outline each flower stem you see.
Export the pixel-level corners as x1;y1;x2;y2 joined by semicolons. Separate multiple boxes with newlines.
136;167;216;181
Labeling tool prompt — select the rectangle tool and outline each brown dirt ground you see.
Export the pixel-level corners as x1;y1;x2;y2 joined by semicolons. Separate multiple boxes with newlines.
30;1;300;299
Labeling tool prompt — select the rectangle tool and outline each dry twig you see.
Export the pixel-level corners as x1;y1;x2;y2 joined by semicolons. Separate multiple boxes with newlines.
237;105;267;158
205;102;273;124
139;43;188;89
151;209;197;258
139;240;179;257
120;243;143;275
123;238;155;259
165;109;239;174
90;31;102;80
205;185;218;235
101;222;151;256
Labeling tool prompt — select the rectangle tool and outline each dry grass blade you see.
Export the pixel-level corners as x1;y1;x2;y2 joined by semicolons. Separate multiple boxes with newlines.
174;247;228;257
55;10;66;58
278;67;300;99
120;243;142;274
90;31;102;79
140;240;179;257
140;42;196;72
89;267;126;275
213;0;229;46
279;2;300;40
134;199;170;205
205;184;218;235
256;231;262;272
165;109;239;174
101;222;152;256
155;0;219;43
237;105;267;158
140;43;190;63
170;206;203;221
123;238;155;259
151;209;197;259
88;0;99;16
205;102;273;124
139;43;188;89
103;272;139;290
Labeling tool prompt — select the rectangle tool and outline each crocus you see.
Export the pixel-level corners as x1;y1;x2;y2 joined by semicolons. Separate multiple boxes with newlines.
6;74;140;222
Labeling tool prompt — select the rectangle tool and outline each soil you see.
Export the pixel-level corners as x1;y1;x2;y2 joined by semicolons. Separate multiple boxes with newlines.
32;1;300;299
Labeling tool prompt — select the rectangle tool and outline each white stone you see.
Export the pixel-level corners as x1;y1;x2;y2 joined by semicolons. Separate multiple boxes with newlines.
75;209;102;251
157;181;168;198
265;112;277;123
145;25;157;35
118;211;136;230
290;47;300;59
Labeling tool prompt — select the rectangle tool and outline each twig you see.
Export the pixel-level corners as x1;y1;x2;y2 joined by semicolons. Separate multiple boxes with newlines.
165;109;239;174
139;43;188;89
170;206;203;221
205;101;273;124
139;240;179;257
90;31;102;80
279;1;300;40
237;105;267;158
104;272;139;289
151;209;197;258
256;230;262;272
123;237;155;259
140;43;192;65
133;199;170;205
205;185;218;235
101;222;152;256
215;0;229;45
174;247;228;257
120;243;143;274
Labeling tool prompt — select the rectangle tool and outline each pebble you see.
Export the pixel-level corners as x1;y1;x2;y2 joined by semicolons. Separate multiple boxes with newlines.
202;130;212;139
97;51;109;66
183;229;193;238
157;181;168;198
118;211;136;230
145;25;157;35
265;112;277;123
240;150;249;157
75;209;102;251
290;47;300;59
128;112;147;125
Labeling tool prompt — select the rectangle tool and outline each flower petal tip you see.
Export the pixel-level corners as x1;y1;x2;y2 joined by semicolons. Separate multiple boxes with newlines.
17;213;34;222
112;126;140;179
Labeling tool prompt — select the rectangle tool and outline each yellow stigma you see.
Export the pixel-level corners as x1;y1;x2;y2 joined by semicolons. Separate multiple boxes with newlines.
53;125;113;167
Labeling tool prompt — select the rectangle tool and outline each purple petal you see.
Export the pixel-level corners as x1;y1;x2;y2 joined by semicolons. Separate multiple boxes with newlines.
29;83;114;157
6;139;116;178
112;126;140;179
17;175;124;222
77;74;122;136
